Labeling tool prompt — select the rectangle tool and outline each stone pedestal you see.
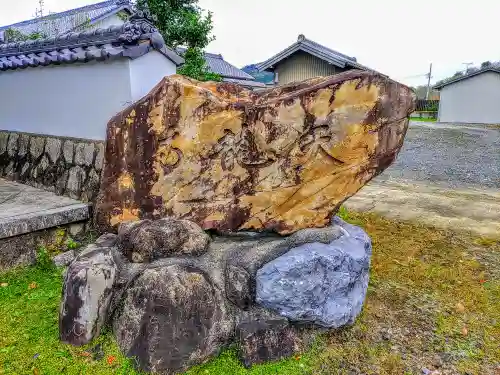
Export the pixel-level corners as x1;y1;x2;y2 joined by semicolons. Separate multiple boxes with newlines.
60;216;371;374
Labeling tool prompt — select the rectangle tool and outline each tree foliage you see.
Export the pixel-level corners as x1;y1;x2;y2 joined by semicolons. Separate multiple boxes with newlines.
137;0;221;82
3;28;45;42
481;61;492;68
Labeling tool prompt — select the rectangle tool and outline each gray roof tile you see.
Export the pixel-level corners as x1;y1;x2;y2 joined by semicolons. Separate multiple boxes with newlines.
176;47;256;80
0;12;183;71
0;0;132;39
433;66;500;89
256;35;378;73
223;78;266;88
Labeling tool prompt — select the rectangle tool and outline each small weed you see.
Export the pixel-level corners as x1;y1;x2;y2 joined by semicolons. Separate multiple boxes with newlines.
36;246;55;271
66;237;80;250
337;205;351;221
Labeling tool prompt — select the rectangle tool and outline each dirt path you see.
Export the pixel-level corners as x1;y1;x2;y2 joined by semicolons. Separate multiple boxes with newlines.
344;179;500;238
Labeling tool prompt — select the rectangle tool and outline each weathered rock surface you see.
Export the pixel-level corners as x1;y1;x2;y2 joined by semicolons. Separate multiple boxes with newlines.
236;318;301;368
223;226;343;309
53;250;76;267
59;234;118;346
117;218;210;262
95;72;415;234
114;264;232;374
256;217;371;328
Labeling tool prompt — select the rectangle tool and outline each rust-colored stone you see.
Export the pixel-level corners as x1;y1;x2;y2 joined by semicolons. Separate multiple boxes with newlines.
95;71;415;234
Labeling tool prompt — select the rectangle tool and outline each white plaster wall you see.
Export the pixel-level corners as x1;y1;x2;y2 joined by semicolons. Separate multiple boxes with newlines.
438;72;500;124
0;60;132;140
129;50;177;101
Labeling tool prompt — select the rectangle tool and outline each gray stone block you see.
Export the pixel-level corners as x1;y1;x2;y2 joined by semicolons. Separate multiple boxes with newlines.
4;161;14;176
63;140;74;164
56;170;70;196
95;143;104;171
81;169;100;203
60;242;118;346
32;155;49;180
0;132;9;154
67;166;86;199
7;133;18;157
75;143;95;167
21;162;30;177
256;218;371;328
30;136;45;160
46;138;62;163
69;223;85;237
18;134;29;157
224;226;343;309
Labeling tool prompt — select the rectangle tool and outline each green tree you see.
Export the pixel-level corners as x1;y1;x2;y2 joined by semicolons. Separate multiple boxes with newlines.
3;28;45;42
481;61;492;69
137;0;221;82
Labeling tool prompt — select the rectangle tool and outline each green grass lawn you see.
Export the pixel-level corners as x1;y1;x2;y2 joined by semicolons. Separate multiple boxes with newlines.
1;212;499;375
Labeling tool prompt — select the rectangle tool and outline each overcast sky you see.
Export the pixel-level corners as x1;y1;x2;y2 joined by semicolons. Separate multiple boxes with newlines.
1;0;499;86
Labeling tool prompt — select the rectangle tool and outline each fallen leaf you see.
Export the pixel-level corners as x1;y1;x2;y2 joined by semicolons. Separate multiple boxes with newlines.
107;355;116;365
80;351;91;357
455;302;465;313
0;283;7;287
479;279;487;284
33;368;40;375
461;326;468;336
28;282;37;290
294;355;301;361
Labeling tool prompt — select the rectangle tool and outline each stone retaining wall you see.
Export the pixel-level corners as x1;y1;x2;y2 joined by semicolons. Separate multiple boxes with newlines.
0;131;104;202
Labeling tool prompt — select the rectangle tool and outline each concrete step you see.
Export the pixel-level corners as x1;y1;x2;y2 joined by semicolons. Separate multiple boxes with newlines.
0;179;90;239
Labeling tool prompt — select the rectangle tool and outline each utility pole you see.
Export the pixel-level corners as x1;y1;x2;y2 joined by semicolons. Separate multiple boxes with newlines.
35;0;45;18
462;62;473;74
425;63;433;100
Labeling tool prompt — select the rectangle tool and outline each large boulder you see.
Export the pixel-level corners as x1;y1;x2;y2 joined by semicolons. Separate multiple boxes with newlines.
94;72;415;234
255;217;371;328
59;234;118;346
113;264;233;375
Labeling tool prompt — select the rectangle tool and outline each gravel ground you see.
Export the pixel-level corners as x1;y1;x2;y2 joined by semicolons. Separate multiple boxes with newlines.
378;122;500;189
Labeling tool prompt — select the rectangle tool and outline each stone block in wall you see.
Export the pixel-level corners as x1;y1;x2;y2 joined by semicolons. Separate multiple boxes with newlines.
46;138;62;163
56;169;70;196
63;140;74;164
7;133;18;157
31;155;50;180
75;143;95;167
95;143;104;171
67;166;86;199
18;134;29;158
0;132;104;204
81;168;100;203
69;223;86;238
0;132;9;154
30;136;46;160
20;162;31;180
